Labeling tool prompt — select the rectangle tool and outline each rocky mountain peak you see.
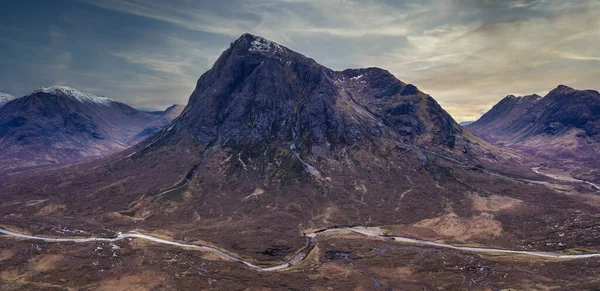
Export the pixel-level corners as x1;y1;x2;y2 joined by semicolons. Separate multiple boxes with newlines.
158;34;464;163
468;85;600;163
228;33;301;61
497;93;542;106
238;33;284;53
518;94;542;103
549;84;575;95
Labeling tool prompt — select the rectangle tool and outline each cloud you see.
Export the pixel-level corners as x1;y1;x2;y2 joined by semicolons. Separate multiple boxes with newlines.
49;28;65;42
82;0;258;36
113;52;191;76
2;0;599;121
52;51;73;70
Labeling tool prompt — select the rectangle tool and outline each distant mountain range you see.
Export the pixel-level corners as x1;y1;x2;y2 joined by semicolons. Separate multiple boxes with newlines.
459;121;474;126
467;85;600;163
0;86;183;172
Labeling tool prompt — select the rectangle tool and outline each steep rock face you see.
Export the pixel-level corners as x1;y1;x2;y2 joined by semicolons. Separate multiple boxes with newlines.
530;86;600;138
171;34;464;157
337;68;462;148
468;94;542;142
468;86;600;162
0;87;183;172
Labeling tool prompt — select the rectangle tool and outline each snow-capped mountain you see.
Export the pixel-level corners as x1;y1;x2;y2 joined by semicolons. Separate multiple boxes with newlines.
33;86;112;106
0;86;183;172
0;92;16;107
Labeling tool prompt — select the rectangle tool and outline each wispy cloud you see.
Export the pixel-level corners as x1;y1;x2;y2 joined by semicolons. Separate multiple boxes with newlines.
82;0;257;36
1;0;599;120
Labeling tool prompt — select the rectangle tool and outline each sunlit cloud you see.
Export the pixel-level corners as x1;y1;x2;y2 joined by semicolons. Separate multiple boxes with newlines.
0;0;598;121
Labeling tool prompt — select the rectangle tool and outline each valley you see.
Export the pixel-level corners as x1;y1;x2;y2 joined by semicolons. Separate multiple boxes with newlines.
0;12;599;288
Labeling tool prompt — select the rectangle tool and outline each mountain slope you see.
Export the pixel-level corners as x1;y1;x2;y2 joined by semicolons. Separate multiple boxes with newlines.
1;35;598;263
468;86;600;162
0;86;183;172
136;104;185;139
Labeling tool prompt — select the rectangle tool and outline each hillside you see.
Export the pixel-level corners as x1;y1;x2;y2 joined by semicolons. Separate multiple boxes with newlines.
0;86;183;172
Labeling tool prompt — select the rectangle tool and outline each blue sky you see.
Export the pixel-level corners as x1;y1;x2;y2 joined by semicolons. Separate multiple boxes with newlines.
0;0;599;121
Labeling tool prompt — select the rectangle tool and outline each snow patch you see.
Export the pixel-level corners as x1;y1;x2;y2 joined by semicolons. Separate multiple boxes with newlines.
350;74;364;81
0;92;16;107
248;35;283;54
32;86;113;106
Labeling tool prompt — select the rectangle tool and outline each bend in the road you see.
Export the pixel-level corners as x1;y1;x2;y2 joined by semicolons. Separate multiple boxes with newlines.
2;226;600;272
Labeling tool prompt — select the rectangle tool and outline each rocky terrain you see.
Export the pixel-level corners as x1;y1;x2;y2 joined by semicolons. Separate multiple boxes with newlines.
1;34;600;290
0;86;183;173
468;85;600;182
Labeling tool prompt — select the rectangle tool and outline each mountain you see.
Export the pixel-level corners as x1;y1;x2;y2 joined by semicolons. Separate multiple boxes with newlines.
146;104;185;118
0;86;183;172
136;104;186;139
0;92;16;107
1;34;599;266
459;121;474;126
467;86;600;163
467;94;542;142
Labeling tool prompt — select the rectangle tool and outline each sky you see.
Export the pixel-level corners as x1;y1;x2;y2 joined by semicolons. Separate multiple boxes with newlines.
0;0;598;122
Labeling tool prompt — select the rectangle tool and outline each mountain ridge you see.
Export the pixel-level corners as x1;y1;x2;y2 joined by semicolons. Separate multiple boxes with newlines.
467;85;600;182
468;85;600;155
0;86;183;173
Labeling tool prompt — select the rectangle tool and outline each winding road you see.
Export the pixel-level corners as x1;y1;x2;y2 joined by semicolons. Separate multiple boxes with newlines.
2;226;599;272
532;167;600;191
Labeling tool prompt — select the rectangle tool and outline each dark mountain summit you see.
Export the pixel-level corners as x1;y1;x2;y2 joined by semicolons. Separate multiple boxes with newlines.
468;85;600;162
0;86;183;172
165;33;464;156
467;93;542;142
2;35;599;264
